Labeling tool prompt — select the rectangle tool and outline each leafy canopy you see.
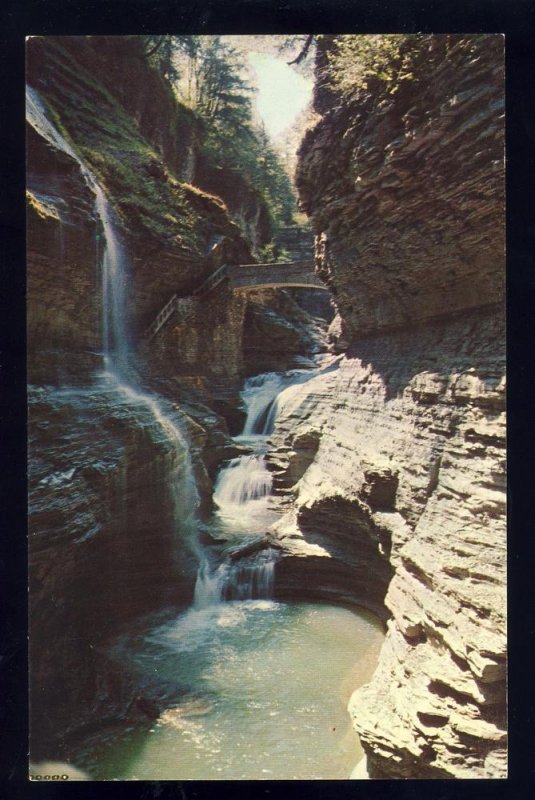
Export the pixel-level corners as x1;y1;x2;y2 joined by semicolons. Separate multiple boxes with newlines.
325;34;425;98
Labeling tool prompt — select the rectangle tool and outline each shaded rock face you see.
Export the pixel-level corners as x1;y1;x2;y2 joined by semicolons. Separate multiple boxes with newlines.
286;287;335;325
26;37;254;364
144;288;248;384
291;35;505;779
297;35;504;340
27;125;100;370
242;288;328;375
30;36;201;184
273;495;394;619
194;161;272;252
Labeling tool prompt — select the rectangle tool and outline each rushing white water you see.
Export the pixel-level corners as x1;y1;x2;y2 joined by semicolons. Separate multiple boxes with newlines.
27;85;199;542
240;372;288;435
193;553;275;608
239;369;321;437
214;454;272;506
27;86;85;167
193;369;320;605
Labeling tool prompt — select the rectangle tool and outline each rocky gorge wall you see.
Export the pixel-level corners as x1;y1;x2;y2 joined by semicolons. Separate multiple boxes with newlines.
271;34;506;778
26;37;254;379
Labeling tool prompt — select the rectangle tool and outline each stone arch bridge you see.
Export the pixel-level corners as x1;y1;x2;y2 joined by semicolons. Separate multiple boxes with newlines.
144;261;327;341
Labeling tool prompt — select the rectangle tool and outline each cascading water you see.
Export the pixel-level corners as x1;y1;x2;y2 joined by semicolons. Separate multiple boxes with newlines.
240;372;287;435
26;85;199;544
214;454;272;509
192;369;322;606
239;369;320;437
193;553;275;608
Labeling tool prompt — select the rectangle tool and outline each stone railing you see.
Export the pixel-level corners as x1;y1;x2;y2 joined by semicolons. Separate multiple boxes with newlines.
227;261;325;290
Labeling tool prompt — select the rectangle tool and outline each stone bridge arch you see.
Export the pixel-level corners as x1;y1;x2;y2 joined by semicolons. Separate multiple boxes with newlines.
226;262;327;292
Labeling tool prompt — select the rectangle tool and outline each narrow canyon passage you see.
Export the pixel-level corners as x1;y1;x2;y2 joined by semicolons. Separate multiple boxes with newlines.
27;34;505;780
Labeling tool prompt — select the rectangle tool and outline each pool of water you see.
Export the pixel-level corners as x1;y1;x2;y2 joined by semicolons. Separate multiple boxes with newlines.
75;600;384;780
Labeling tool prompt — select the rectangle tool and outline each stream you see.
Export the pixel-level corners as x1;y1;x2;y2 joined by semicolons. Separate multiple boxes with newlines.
28;85;385;781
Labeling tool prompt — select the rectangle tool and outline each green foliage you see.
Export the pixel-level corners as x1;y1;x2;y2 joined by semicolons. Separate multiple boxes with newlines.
325;34;426;98
140;35;297;236
192;38;296;233
142;35;181;83
33;39;202;254
33;36;298;254
256;243;291;264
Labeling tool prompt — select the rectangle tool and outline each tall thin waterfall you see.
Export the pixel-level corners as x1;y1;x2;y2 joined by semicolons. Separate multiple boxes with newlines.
94;188;129;373
27;85;199;542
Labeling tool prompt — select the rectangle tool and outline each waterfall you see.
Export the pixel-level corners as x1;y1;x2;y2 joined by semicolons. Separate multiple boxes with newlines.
191;371;317;607
214;454;272;507
27;85;199;543
241;373;287;435
240;369;321;437
27;86;322;612
93;188;129;373
193;551;276;609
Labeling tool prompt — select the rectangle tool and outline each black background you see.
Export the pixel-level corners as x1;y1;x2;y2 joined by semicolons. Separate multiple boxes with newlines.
1;1;533;799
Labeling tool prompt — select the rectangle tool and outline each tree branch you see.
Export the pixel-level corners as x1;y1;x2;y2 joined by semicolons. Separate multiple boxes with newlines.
145;36;166;58
288;35;314;65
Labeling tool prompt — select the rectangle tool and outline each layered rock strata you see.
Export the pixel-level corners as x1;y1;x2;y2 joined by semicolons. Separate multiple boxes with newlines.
281;34;506;778
297;35;504;340
242;288;328;375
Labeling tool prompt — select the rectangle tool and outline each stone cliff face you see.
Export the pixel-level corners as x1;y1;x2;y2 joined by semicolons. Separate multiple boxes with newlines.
297;35;504;342
27;37;254;378
277;34;506;778
194;161;273;252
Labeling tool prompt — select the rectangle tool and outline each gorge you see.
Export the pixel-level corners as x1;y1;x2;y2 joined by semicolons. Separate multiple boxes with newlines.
27;34;505;780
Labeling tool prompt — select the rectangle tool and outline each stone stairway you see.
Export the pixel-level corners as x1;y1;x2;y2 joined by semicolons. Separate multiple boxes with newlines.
143;264;229;341
275;225;314;262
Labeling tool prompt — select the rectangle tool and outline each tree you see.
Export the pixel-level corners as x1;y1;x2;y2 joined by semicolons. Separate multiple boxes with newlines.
142;35;181;84
140;35;298;237
325;35;427;98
